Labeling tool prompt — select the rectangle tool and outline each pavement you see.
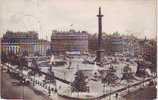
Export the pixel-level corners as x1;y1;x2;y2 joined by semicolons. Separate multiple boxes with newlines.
123;86;157;100
0;68;52;100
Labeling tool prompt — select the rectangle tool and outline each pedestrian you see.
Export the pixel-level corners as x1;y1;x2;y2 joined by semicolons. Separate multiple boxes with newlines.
59;85;61;89
54;88;57;93
48;87;51;96
115;93;118;99
51;88;54;92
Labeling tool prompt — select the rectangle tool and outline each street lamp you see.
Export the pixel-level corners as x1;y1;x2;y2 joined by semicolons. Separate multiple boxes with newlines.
142;70;147;88
109;84;111;100
103;83;106;94
48;84;51;96
64;71;66;80
127;84;130;94
21;57;25;98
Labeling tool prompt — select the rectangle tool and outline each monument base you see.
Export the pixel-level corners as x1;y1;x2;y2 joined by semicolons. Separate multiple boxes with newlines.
96;49;104;67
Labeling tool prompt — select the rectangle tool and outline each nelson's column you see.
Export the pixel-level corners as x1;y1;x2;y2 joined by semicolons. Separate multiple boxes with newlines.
96;7;104;66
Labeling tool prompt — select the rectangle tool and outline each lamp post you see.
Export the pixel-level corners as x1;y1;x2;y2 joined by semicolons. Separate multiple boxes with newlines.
21;57;25;99
109;84;111;100
64;71;66;80
33;71;35;86
103;83;106;94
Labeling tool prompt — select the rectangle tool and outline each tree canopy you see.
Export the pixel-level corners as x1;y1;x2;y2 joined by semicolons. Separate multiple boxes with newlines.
72;70;88;92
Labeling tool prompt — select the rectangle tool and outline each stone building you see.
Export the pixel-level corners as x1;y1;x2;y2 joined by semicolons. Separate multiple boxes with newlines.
1;31;38;56
110;34;129;54
34;39;50;56
1;31;51;56
51;30;88;54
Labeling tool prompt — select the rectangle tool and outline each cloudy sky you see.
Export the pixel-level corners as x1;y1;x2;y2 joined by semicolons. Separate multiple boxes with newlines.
0;0;156;40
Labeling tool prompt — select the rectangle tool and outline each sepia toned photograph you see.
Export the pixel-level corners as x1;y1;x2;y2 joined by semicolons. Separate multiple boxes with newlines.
0;0;157;100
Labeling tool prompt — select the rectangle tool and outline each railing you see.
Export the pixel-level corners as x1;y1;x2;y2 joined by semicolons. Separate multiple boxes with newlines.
3;63;72;86
94;76;156;100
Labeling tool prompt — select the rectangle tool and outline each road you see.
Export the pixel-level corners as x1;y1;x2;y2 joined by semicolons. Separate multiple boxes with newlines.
123;86;156;100
0;70;52;100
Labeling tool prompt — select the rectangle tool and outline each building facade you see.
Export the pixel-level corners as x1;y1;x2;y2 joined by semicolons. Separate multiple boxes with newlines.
110;34;129;54
34;39;50;56
51;30;88;54
1;31;51;56
1;31;38;56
